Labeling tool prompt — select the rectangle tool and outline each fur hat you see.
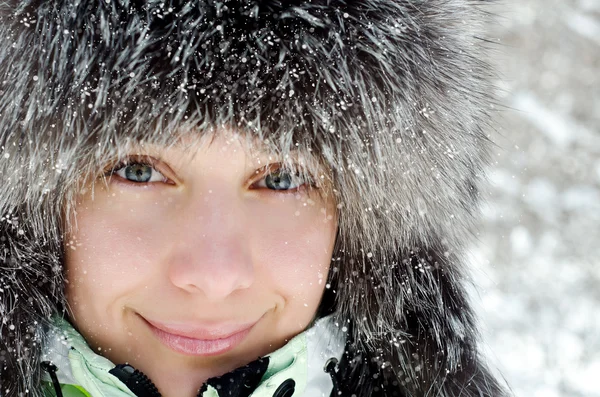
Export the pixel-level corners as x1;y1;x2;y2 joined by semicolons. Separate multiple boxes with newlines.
0;0;506;396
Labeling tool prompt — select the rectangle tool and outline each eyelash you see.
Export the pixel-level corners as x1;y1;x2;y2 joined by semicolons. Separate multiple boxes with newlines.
102;156;315;193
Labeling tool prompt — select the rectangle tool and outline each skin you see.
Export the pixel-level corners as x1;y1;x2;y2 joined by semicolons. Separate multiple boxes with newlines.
63;132;338;397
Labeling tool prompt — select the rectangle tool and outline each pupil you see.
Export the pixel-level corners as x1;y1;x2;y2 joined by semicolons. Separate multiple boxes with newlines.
125;164;152;182
266;171;292;190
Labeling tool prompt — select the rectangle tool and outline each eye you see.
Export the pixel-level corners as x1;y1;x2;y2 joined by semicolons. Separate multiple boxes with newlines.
106;158;169;184
253;166;311;192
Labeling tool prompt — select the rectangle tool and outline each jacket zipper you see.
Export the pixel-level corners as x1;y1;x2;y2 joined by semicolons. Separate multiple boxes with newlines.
109;364;162;397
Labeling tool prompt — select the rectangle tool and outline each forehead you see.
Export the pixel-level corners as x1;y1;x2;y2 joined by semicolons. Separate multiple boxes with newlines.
131;129;311;166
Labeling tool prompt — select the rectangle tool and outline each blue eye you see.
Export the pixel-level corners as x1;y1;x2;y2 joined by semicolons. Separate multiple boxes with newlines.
265;171;294;190
255;169;307;191
110;160;168;184
105;157;312;192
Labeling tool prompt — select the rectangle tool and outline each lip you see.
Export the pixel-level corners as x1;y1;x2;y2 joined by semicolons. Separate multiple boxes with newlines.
141;315;258;357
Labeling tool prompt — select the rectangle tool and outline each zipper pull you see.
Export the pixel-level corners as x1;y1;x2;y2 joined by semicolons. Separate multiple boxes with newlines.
41;361;64;397
109;364;162;397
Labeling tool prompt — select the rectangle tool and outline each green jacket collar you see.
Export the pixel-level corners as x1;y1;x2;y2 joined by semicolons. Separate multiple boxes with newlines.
41;314;345;397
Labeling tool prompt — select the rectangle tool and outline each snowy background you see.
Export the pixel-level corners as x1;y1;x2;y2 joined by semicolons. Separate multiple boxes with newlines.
471;1;600;396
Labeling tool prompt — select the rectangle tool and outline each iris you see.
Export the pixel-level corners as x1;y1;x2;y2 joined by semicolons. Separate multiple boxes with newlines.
264;171;293;190
124;164;153;183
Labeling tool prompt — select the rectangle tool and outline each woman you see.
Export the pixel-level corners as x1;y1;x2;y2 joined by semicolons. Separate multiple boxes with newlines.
0;1;508;396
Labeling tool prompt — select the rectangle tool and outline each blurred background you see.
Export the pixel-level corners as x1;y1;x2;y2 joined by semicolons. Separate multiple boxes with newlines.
470;1;600;396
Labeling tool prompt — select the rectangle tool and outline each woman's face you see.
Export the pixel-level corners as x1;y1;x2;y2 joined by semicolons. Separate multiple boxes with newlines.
64;132;338;397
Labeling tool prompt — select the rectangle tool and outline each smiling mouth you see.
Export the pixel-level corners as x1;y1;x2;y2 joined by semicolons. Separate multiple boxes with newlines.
139;315;259;356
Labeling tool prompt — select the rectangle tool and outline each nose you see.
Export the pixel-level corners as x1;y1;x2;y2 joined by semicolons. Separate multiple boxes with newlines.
166;190;254;300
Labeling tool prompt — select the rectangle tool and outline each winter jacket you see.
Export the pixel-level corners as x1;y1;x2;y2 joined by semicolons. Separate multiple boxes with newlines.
39;314;345;397
0;1;509;396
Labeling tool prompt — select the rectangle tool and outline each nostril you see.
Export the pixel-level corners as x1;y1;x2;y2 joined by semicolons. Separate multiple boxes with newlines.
167;252;254;299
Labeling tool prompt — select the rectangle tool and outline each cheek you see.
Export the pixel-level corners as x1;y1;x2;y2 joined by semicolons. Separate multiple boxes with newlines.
64;193;169;305
248;196;336;303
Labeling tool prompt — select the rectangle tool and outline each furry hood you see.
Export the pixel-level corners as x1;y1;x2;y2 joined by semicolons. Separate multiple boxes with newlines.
0;0;506;396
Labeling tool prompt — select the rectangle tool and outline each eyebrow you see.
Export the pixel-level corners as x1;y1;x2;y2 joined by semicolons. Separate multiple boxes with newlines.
163;134;308;160
129;137;311;169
